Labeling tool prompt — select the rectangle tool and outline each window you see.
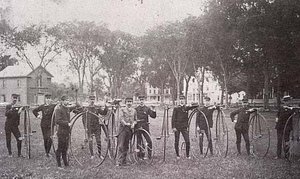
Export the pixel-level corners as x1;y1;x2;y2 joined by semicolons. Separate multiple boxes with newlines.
17;80;21;87
37;76;42;87
2;95;6;102
154;90;156;94
2;80;5;88
166;89;169;94
18;95;21;102
149;90;151;94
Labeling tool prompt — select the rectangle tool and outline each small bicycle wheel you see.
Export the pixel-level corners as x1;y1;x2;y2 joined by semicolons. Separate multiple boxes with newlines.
283;109;300;162
70;111;109;168
249;112;270;158
213;110;228;158
187;108;211;159
130;128;154;165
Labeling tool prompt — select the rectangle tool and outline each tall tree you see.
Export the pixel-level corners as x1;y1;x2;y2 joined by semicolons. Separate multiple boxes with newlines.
102;31;138;98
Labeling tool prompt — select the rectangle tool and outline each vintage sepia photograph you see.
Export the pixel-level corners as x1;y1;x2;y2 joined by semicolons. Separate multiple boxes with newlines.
1;0;300;178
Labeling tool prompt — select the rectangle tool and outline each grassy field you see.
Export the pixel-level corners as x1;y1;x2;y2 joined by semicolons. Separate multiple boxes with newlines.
1;107;300;179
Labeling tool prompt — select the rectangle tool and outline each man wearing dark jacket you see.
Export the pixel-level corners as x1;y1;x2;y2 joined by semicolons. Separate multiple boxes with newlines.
196;97;216;155
230;98;256;155
5;94;23;157
135;95;156;159
32;93;56;157
80;95;108;159
275;95;294;159
172;95;198;159
54;95;78;168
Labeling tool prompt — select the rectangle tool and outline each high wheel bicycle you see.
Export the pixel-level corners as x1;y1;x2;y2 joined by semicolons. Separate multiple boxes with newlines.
128;121;154;165
212;107;229;158
248;110;270;158
19;106;35;159
69;110;109;168
181;107;211;159
283;107;300;162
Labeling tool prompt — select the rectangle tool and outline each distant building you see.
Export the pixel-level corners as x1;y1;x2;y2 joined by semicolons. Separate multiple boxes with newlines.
183;71;245;105
144;82;172;104
0;65;53;105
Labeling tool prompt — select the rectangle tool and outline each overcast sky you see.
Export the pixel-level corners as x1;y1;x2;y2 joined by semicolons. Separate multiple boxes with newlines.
5;0;205;83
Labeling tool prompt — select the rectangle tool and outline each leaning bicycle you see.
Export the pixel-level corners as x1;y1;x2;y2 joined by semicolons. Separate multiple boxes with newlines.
19;106;36;159
283;107;300;162
69;109;110;168
248;109;271;158
181;107;211;159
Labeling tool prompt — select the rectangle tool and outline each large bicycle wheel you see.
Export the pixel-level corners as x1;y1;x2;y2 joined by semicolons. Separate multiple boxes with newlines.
213;109;228;158
249;112;270;158
50;105;59;154
184;108;211;159
106;110;119;159
130;128;154;165
70;111;109;168
283;108;300;162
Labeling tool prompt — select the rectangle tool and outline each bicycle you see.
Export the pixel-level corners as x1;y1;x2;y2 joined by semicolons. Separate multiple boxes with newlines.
181;107;211;159
156;105;170;162
69;107;110;168
212;106;229;158
19;106;36;159
248;109;270;158
283;107;300;162
127;120;154;165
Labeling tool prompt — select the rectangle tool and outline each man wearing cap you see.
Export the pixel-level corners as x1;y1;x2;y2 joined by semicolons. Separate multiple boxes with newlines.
116;97;136;166
54;95;79;168
230;98;256;155
196;97;217;156
81;95;108;159
32;93;56;157
275;95;294;159
135;95;156;159
5;94;23;157
172;95;198;159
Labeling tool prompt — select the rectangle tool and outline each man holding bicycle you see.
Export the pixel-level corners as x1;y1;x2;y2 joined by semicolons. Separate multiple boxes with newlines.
275;95;294;159
172;95;198;159
54;95;79;168
196;97;217;156
80;95;108;159
135;95;156;159
230;98;256;155
116;97;136;166
32;93;56;158
5;93;23;158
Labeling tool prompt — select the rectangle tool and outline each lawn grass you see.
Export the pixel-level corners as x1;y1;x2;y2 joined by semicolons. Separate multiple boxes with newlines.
1;107;300;179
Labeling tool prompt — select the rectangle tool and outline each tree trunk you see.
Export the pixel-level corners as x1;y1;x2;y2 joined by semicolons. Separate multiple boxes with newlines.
200;68;205;105
220;87;224;105
246;69;251;99
160;82;164;103
263;71;270;110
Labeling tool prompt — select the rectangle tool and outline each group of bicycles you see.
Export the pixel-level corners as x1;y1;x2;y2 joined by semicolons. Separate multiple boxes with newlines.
17;103;300;168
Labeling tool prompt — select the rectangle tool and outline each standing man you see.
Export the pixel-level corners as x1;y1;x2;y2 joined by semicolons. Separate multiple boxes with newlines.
230;98;256;155
135;95;156;159
82;95;108;159
116;97;136;166
172;95;198;159
196;97;217;156
5;94;23;157
275;95;294;159
54;95;78;168
32;93;56;157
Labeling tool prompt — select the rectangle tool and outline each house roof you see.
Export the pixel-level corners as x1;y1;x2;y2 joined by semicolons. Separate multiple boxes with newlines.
0;65;54;78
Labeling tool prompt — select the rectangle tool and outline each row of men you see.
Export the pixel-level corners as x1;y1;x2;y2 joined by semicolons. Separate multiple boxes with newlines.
4;93;293;168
